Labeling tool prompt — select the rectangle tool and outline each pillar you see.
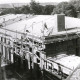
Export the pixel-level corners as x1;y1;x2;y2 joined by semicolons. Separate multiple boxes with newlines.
0;51;2;80
5;47;7;62
9;48;11;63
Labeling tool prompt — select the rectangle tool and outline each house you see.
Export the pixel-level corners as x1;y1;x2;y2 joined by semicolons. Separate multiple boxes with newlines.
1;14;80;76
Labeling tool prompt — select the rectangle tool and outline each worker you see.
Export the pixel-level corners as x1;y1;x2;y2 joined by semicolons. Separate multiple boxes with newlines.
58;63;63;76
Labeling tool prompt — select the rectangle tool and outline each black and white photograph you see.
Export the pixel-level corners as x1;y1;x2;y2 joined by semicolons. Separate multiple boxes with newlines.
0;0;80;80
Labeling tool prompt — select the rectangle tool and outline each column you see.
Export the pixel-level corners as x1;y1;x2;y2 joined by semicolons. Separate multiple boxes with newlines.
0;46;2;80
9;48;11;63
1;37;3;57
7;47;9;63
5;47;7;62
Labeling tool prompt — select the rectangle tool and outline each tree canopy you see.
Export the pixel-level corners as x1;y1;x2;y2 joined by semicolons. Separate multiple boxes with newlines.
51;2;77;17
30;0;43;14
1;0;80;18
43;5;55;15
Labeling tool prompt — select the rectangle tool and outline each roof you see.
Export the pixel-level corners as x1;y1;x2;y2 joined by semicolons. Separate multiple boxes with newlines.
56;55;80;70
0;14;80;39
0;14;26;24
56;55;80;75
66;64;80;80
48;55;80;75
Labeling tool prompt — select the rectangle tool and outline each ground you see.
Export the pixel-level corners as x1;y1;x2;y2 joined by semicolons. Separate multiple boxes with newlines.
2;64;19;80
1;63;43;80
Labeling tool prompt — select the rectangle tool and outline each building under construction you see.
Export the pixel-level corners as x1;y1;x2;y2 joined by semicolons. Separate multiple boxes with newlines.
0;14;80;80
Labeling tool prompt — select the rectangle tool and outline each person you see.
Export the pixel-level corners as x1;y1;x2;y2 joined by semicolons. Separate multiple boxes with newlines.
58;63;63;77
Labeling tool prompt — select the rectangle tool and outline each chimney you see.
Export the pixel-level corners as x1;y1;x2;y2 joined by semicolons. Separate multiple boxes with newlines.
54;14;65;32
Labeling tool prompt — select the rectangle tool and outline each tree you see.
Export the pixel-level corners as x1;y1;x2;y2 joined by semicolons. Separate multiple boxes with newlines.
70;0;80;2
43;5;55;15
21;5;31;14
52;2;68;14
69;0;80;17
0;8;15;15
52;2;77;17
30;0;43;14
65;3;77;17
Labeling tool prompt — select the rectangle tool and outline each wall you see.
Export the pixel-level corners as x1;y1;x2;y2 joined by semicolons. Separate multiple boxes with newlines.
76;38;80;56
45;39;78;57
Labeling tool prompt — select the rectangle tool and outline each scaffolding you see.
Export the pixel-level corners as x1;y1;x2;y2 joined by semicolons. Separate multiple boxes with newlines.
0;25;80;80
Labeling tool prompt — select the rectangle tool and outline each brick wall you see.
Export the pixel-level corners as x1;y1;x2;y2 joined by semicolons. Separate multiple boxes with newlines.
45;39;78;57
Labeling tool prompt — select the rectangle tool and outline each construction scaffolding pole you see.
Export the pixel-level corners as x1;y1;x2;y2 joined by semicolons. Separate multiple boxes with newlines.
0;52;2;80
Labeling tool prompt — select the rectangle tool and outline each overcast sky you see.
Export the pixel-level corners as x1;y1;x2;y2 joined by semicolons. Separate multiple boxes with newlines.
0;0;70;4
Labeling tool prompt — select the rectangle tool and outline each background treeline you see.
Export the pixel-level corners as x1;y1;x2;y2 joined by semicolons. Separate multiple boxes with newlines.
1;0;80;18
0;0;55;15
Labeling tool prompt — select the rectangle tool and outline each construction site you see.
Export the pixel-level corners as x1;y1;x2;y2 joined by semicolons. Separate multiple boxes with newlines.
0;14;80;80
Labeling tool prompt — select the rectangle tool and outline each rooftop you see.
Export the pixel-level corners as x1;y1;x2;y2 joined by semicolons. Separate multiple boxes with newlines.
0;14;80;40
0;14;26;23
48;55;80;75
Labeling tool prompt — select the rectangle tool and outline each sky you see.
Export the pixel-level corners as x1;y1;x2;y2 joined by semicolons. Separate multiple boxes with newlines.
0;0;70;4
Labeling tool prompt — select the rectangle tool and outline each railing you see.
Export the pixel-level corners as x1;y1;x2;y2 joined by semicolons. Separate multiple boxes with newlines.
33;53;73;80
43;70;62;80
